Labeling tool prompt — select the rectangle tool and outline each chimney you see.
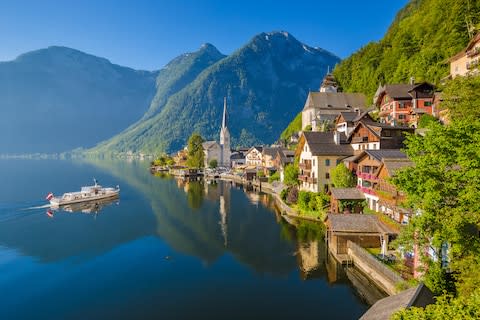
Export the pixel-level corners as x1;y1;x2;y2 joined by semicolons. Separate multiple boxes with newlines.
410;76;415;85
334;131;341;145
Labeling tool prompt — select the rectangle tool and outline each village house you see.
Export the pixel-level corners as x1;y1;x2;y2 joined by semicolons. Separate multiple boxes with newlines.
353;149;409;215
335;110;375;136
376;158;413;224
296;131;354;192
347;121;414;152
448;32;480;78
244;146;263;167
374;81;435;127
302;73;367;130
329;187;365;214
272;149;295;182
230;151;246;168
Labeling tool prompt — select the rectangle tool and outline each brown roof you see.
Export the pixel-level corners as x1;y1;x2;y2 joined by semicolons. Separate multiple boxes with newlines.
303;92;367;111
382;159;413;176
303;131;353;156
338;111;359;123
330;188;365;200
325;214;397;234
449;32;480;62
360;284;434;320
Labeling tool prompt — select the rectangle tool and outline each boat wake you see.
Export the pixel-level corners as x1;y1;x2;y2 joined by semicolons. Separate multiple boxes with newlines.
22;204;51;210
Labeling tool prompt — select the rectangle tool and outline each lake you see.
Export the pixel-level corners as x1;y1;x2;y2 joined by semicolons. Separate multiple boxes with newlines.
0;159;385;319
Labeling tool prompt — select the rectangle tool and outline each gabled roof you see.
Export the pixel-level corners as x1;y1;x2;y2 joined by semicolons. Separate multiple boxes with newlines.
382;159;413;176
202;141;219;150
330;188;365;200
359;283;434;320
374;83;435;105
303;92;367;111
246;146;263;154
262;147;281;157
449;32;480;62
301;131;353;156
347;121;414;142
325;214;396;234
337;111;359;123
352;149;408;163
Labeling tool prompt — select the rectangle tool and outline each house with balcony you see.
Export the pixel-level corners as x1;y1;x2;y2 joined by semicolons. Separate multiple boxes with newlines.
272;149;295;182
245;146;263;167
335;110;375;136
353;149;408;213
376;158;413;224
347;121;414;152
296;131;354;192
374;82;435;127
448;32;480;78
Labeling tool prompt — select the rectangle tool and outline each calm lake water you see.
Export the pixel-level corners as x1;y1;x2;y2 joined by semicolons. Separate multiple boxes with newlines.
0;159;385;320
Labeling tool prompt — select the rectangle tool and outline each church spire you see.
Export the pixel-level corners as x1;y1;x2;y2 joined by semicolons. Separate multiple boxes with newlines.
222;96;227;129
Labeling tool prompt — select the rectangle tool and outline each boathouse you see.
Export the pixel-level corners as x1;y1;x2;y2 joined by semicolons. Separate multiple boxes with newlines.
324;214;397;258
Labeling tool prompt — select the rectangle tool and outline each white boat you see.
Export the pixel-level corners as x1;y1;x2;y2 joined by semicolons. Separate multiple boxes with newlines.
47;179;120;208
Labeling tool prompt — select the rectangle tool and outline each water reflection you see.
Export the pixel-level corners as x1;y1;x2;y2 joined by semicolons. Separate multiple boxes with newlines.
48;197;119;216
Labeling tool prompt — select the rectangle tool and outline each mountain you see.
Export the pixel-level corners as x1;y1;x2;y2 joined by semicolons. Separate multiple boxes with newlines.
333;0;480;98
0;46;157;153
91;31;340;155
142;43;226;120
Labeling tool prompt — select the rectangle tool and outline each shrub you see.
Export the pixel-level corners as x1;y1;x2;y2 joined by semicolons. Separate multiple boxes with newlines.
280;188;289;201
268;171;280;183
298;191;311;210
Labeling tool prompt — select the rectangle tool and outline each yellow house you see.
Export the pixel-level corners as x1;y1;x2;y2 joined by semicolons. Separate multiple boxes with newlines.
449;33;480;78
296;131;354;193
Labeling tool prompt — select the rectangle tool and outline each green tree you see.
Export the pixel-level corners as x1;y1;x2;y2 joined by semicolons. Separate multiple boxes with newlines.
392;76;480;297
186;133;204;168
284;163;299;186
209;159;218;168
268;171;280;183
330;163;355;188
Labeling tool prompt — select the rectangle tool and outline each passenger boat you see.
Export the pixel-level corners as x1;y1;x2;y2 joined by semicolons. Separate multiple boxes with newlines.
46;179;120;207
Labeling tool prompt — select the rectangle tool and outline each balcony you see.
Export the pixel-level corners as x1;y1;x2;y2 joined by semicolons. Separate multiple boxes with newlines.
357;172;378;181
356;185;377;196
466;46;480;58
299;162;312;170
298;175;317;184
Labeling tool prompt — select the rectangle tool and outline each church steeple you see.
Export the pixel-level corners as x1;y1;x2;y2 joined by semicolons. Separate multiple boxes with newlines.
222;96;227;130
219;97;231;167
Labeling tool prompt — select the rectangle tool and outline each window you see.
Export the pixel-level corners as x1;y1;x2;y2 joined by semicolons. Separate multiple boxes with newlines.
325;159;330;166
383;130;391;137
424;101;432;106
325;172;330;179
336;159;341;165
398;102;406;109
398;114;406;120
313;159;315;166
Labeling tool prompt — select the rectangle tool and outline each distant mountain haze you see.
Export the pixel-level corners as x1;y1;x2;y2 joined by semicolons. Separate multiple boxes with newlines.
0;46;157;153
92;31;340;154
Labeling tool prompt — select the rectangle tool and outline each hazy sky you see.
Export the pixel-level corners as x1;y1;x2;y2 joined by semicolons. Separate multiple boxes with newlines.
0;0;409;70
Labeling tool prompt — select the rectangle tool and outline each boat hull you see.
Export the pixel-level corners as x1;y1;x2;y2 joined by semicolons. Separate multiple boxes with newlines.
50;192;119;208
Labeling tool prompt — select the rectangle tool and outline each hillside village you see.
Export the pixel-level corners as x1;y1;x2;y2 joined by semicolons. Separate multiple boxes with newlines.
152;31;480;318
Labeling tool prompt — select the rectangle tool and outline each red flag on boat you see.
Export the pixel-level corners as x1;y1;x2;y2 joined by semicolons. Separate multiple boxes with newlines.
45;192;54;201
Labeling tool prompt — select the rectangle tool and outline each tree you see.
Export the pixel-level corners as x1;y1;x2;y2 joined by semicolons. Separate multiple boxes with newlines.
186;133;204;168
330;163;355;188
392;99;480;298
209;159;218;168
284;163;299;186
442;75;480;122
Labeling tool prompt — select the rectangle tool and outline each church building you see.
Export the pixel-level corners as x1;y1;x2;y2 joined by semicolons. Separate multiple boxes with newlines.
203;97;232;168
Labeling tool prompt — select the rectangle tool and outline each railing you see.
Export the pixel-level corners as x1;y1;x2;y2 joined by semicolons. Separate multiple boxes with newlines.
357;172;378;180
466;46;480;58
356;185;377;196
299;162;312;170
298;175;308;182
347;241;404;284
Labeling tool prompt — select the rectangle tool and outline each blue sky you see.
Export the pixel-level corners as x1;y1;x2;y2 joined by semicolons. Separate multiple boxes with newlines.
0;0;409;70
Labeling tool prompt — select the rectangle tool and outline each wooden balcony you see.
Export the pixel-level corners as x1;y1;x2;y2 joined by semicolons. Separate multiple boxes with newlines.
298;175;317;184
299;162;312;170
